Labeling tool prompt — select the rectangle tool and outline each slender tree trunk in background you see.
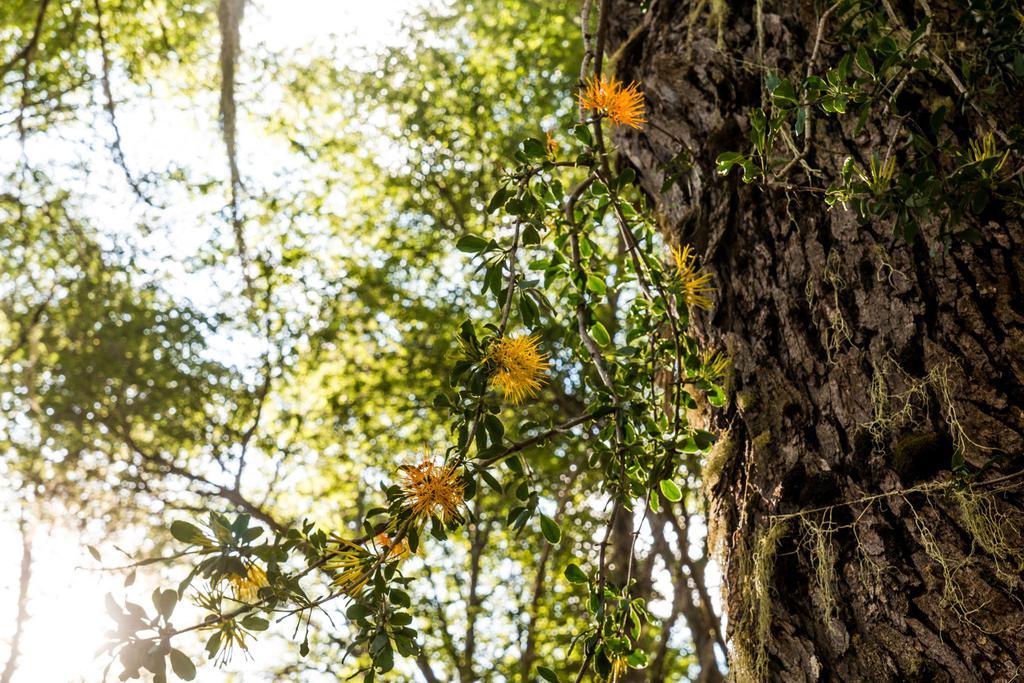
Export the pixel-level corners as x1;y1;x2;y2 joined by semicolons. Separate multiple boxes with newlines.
609;1;1024;680
1;520;32;683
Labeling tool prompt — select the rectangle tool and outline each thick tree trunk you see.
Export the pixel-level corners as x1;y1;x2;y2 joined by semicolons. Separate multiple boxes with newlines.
609;1;1024;681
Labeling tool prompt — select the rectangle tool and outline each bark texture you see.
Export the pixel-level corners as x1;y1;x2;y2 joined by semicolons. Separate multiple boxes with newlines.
608;1;1024;680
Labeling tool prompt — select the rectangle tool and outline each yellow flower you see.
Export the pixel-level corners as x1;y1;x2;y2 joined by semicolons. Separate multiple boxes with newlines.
487;335;550;404
398;458;466;526
324;539;377;597
578;75;647;129
671;244;715;310
968;133;1008;177
697;350;729;383
545;130;559;158
201;620;251;665
609;656;629;682
864;155;896;192
227;563;268;603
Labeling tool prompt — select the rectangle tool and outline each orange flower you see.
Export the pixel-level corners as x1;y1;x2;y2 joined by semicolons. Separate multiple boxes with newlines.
609;657;629;682
486;335;550;405
398;458;466;527
545;130;559;158
374;532;411;560
578;75;647;129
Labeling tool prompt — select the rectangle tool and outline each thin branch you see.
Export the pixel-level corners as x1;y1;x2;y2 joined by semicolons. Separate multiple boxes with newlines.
478;410;608;468
0;0;51;81
520;468;581;680
92;0;161;207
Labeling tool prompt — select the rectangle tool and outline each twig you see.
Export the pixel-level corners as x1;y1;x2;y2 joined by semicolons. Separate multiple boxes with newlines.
92;0;161;208
0;0;51;81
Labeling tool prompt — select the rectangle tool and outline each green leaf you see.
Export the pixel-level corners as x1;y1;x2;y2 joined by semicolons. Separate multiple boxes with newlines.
573;123;593;146
627;649;649;668
659;479;682;502
205;631;222;659
487;187;510;213
537;666;560;682
564;563;588;584
484;413;505;445
390;588;411;607
586;274;607;296
522;223;541;246
522;137;547;158
390;611;413;626
347;603;371;620
479;467;502;493
589;321;611;347
715;151;758;182
770;78;798;105
952;447;966;471
456;235;491;253
616;167;636;189
855;47;875;77
153;588;177;620
169;521;206;545
169;650;196;681
540;514;562;544
241;615;269;631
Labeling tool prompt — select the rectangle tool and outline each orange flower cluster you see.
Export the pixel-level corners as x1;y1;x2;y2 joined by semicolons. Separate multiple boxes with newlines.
487;334;550;405
398;458;466;526
545;130;559;158
578;75;647;129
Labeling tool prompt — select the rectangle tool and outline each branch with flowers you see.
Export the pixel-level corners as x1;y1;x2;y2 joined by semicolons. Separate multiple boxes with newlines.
98;2;727;681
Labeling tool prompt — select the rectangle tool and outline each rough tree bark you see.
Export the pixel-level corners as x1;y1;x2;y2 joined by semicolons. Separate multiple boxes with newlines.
608;1;1024;681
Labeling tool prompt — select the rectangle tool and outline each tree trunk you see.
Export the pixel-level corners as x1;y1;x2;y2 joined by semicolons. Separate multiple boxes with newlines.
1;520;32;683
608;1;1024;680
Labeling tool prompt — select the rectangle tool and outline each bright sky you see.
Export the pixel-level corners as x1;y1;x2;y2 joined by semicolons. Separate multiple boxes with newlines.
0;1;421;681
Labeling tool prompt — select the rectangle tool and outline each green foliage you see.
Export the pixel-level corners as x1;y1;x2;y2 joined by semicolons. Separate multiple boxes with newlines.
2;0;722;681
717;0;1024;247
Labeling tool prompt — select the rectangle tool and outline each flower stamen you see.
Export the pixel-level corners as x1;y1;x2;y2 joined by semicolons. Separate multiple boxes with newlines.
486;335;550;405
578;75;647;129
671;244;715;310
